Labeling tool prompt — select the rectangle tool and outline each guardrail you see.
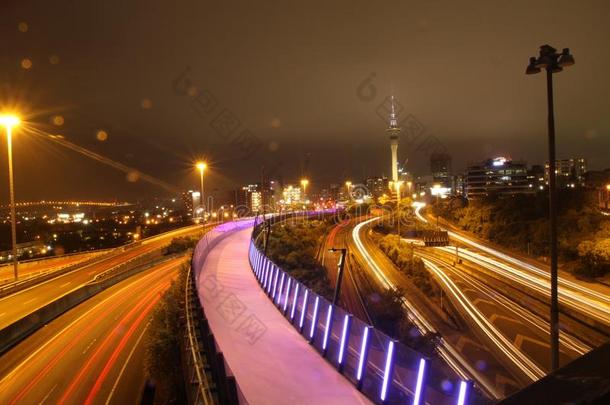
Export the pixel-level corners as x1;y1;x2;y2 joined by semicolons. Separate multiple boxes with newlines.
0;224;207;298
248;217;479;405
0;251;115;298
187;220;253;404
0;253;184;355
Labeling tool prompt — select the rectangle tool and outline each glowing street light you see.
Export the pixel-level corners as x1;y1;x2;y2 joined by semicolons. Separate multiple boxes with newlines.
196;161;207;219
0;114;21;281
300;178;309;202
345;181;352;200
394;181;403;236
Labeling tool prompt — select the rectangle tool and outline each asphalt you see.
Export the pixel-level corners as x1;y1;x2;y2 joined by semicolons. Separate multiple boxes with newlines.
0;256;185;404
0;225;202;330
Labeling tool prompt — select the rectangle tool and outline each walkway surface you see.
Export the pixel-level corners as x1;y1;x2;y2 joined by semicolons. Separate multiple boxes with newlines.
196;226;371;405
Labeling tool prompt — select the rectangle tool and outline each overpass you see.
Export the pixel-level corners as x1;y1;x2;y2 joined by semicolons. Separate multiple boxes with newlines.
190;217;476;404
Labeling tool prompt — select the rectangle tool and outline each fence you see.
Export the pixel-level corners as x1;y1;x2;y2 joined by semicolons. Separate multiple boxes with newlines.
248;218;476;405
188;220;254;404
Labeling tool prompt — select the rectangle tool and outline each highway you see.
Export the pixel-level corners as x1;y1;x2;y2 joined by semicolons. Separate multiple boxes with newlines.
350;216;519;399
414;250;588;376
414;204;610;329
0;224;203;330
349;212;603;398
319;218;371;322
0;251;105;284
0;256;185;404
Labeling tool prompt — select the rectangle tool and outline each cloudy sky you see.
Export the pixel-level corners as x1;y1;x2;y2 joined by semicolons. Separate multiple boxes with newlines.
1;0;609;201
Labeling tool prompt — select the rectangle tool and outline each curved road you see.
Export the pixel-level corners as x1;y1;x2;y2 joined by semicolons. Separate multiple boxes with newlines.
0;256;185;404
0;225;203;330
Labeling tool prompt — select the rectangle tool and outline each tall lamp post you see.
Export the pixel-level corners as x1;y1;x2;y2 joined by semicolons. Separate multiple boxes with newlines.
345;181;352;201
329;248;347;306
0;114;21;281
394;181;403;236
526;44;575;371
196;161;207;221
300;178;309;204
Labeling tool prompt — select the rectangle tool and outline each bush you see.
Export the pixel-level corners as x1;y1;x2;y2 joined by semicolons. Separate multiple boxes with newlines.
376;234;440;297
165;236;198;255
263;219;334;299
144;265;187;404
367;288;438;358
438;190;610;277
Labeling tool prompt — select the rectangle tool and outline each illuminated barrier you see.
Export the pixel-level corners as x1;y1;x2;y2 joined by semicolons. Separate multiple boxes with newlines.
247;239;476;405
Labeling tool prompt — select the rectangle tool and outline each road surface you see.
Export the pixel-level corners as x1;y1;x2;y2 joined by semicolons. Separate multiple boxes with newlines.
0;256;185;404
416;206;610;330
0;225;202;330
349;216;519;399
0;251;105;284
320;218;371;322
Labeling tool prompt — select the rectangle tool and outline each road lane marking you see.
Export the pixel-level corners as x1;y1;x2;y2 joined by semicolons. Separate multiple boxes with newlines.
0;258;184;393
62;282;170;403
82;338;97;355
39;383;57;405
22;298;36;305
60;281;71;288
104;322;150;405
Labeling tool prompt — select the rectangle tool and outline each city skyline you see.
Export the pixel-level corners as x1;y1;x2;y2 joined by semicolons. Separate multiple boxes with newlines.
1;0;610;201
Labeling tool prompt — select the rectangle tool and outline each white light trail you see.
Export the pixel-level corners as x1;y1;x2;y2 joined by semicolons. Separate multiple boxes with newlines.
352;217;501;399
421;257;545;381
414;204;610;325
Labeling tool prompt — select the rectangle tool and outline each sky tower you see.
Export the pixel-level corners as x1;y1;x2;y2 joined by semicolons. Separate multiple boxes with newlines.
386;96;401;183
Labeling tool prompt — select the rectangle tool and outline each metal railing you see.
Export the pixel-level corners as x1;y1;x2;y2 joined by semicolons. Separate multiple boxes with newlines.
248;227;479;405
184;263;217;405
187;220;253;405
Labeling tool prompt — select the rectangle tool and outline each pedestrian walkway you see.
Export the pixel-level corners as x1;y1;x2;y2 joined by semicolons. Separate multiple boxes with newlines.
195;226;371;404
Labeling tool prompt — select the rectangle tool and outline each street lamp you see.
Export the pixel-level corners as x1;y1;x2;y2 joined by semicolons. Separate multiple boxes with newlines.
196;161;206;219
329;248;347;306
0;114;21;281
300;178;309;202
526;44;575;371
394;181;403;236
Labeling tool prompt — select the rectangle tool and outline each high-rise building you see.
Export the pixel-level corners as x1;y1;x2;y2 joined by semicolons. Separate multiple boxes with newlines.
365;176;389;199
180;190;194;215
180;190;202;217
281;184;302;206
239;184;264;213
430;153;452;187
544;158;587;188
451;174;464;196
465;157;531;198
386;96;401;183
527;165;545;191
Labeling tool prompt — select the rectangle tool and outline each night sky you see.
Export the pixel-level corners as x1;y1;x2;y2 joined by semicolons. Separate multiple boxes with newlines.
1;0;609;202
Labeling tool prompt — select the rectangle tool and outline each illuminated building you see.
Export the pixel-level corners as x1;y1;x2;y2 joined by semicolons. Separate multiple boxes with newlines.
465;157;531;198
365;176;389;199
281;184;302;205
544;157;587;189
430;152;452;187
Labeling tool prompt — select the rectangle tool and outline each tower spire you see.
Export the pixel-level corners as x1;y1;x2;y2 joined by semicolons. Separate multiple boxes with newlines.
386;95;401;183
389;95;399;129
